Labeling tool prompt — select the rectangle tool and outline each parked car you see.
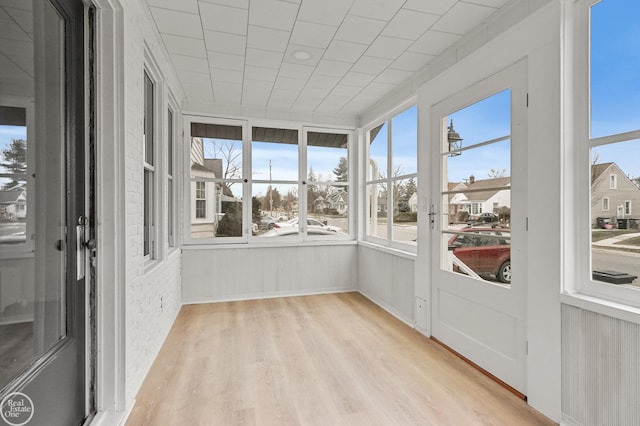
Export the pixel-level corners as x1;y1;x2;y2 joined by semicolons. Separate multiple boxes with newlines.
467;212;499;225
258;216;277;230
448;226;511;283
275;217;342;233
259;227;337;237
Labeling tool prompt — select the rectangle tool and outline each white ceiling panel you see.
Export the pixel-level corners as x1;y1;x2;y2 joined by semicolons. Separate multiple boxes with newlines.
247;25;290;53
403;0;456;15
324;40;368;63
249;0;299;31
349;0;404;21
290;21;337;49
431;2;497;35
297;0;352;26
147;0;520;116
148;0;199;14
4;7;33;35
334;15;387;45
150;7;203;39
199;2;248;35
204;30;246;55
365;36;413;60
0;1;32;11
208;51;245;71
162;34;207;58
382;9;439;41
245;48;284;69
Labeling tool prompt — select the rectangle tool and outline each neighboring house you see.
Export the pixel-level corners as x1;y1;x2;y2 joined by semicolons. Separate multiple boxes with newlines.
190;137;222;235
450;175;511;218
0;188;26;220
591;162;640;226
447;181;468;221
408;192;418;213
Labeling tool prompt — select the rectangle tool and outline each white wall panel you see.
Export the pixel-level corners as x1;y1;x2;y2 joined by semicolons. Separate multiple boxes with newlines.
182;245;357;303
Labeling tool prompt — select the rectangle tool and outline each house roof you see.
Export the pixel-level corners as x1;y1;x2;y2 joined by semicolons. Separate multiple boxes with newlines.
463;177;510;201
592;162;614;181
0;190;25;204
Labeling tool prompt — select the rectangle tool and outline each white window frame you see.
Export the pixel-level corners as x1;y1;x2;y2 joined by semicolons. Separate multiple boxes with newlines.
567;0;640;309
625;200;632;216
609;174;617;189
363;99;418;253
602;196;609;211
167;91;179;249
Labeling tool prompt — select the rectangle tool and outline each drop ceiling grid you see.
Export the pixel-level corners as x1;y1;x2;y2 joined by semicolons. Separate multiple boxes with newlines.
147;0;510;117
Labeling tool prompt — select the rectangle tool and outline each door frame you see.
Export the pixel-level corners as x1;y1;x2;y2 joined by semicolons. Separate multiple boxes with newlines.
427;59;529;393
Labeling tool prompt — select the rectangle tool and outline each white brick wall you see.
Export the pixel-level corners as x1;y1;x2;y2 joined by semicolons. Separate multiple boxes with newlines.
119;0;184;402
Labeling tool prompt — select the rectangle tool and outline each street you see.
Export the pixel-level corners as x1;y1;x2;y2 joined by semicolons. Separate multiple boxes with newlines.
593;248;640;288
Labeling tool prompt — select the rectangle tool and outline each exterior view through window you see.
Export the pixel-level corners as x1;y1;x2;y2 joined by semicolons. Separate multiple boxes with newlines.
441;89;512;285
589;0;640;289
366;105;417;246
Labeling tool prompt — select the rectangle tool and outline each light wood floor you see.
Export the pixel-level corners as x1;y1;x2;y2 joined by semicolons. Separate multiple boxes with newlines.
127;292;555;426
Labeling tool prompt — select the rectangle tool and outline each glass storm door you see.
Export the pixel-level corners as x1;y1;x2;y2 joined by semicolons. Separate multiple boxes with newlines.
429;61;528;394
0;0;89;425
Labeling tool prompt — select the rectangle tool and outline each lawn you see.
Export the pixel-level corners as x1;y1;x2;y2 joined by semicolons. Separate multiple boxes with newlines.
592;229;639;242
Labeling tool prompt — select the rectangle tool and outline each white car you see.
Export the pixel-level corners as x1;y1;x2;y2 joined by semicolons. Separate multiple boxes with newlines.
275;217;342;233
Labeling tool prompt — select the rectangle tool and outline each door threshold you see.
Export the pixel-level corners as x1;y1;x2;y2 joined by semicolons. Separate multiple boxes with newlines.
430;337;526;401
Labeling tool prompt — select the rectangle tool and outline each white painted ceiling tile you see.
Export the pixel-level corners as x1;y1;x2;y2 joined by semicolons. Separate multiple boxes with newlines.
282;45;324;66
408;30;461;55
431;2;497;35
3;7;32;34
199;2;248;35
244;65;279;82
247;25;289;53
315;95;351;113
148;0;199;14
150;7;203;39
212;81;242;97
365;36;413;59
340;71;375;88
334;15;387;45
361;81;396;96
349;0;404;21
211;68;243;84
382;9;439;40
243;79;274;95
249;0;299;31
279;62;315;80
314;59;352;78
330;84;362;98
324;40;368;63
273;77;307;92
199;0;249;9
0;1;31;11
208;51;245;70
350;56;392;75
245;48;284;69
177;69;212;86
290;21;337;49
183;82;213;102
402;0;456;15
469;0;510;7
306;74;341;90
374;68;413;85
204;30;246;55
390;51;434;72
297;0;352;26
298;86;331;99
162;34;207;58
215;89;243;105
0;19;32;42
171;54;210;73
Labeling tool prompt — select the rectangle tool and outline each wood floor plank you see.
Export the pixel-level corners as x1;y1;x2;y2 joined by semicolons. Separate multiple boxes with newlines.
127;292;556;426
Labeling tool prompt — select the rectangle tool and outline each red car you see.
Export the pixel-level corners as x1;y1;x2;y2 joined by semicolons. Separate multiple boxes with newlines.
448;227;511;283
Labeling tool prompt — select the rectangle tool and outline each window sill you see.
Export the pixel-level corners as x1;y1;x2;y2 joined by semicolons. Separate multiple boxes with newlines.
358;240;417;260
560;291;640;326
181;239;358;250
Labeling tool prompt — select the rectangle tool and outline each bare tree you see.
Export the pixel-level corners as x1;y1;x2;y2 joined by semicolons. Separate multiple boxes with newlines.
488;168;507;179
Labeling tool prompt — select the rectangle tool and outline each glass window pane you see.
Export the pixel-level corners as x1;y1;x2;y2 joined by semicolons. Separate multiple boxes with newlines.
442;90;512;286
369;123;387;180
307;185;348;234
252;183;298;237
367;183;388;239
144;72;154;166
392;106;417;176
167;109;173;176
591;0;640;138
591;140;640;288
252;127;298;181
392;178;417;244
190;181;243;239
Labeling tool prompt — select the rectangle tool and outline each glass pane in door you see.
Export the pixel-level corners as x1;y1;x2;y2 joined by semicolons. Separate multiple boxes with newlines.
0;0;66;391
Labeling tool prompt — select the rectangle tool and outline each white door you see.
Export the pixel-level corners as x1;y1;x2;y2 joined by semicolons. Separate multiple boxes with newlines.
430;61;528;393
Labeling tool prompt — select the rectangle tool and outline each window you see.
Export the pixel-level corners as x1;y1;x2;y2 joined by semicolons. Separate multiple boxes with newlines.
143;71;155;258
195;182;206;219
366;105;418;248
440;89;512;285
167;107;175;247
574;0;640;304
